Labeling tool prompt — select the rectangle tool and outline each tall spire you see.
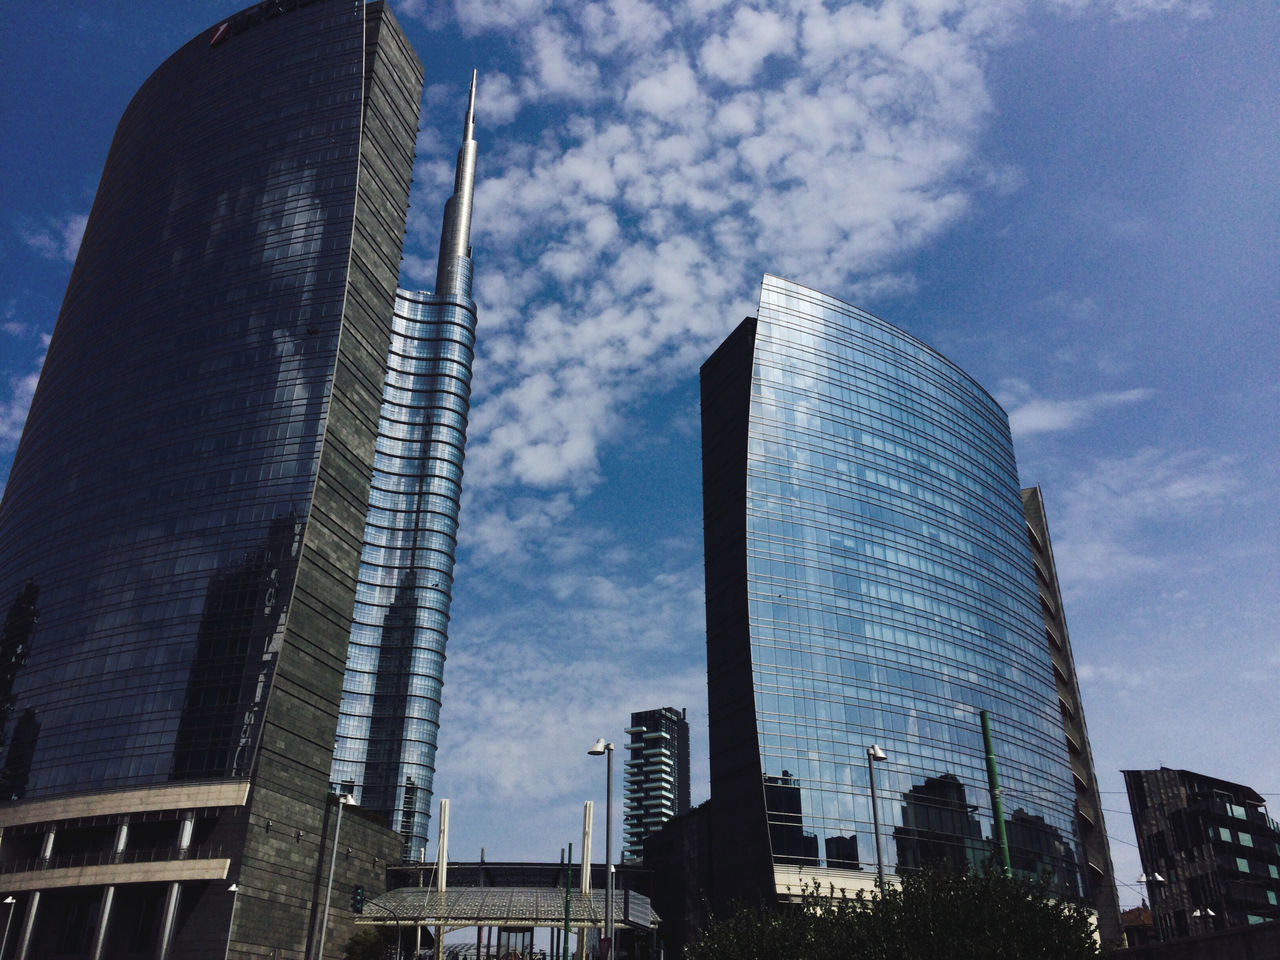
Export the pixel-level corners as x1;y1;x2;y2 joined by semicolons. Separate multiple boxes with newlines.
435;70;477;298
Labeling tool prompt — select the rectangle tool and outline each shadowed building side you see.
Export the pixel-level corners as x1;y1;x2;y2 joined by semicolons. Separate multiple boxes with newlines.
1022;485;1122;943
0;3;423;957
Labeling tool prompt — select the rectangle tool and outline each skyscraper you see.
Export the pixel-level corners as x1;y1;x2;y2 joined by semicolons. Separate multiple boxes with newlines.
0;3;423;957
1124;767;1280;938
330;76;479;861
701;276;1087;913
622;706;691;861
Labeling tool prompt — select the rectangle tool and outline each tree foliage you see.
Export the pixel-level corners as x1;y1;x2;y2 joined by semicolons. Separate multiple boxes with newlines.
685;868;1102;960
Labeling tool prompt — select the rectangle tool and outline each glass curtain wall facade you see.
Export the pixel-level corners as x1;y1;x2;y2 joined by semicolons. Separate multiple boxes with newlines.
0;3;423;957
330;79;478;861
702;276;1081;909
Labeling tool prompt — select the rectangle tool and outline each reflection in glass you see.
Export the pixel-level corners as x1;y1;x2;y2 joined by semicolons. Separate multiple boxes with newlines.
765;770;819;866
170;513;303;781
893;774;989;875
0;581;39;800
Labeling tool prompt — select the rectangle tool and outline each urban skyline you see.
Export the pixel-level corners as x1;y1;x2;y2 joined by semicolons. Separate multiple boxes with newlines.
2;0;1276;917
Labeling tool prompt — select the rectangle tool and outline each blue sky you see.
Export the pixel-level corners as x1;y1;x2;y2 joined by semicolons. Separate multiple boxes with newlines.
1;0;1276;910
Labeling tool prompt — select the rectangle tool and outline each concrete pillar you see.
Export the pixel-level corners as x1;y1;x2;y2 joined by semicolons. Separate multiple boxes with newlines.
155;883;181;960
156;813;194;960
90;886;115;960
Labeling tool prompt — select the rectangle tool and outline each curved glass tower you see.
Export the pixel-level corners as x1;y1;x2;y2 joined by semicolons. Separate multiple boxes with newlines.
0;3;423;957
330;76;478;860
702;276;1081;907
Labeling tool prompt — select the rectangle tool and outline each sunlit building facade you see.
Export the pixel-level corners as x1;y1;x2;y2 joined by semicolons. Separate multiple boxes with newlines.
330;80;479;858
0;3;422;957
701;276;1084;910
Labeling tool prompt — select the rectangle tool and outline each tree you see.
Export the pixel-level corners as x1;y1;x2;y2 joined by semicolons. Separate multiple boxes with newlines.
686;868;1102;960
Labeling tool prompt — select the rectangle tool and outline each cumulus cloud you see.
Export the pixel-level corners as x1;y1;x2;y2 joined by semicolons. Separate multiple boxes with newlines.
439;0;1028;506
19;212;87;263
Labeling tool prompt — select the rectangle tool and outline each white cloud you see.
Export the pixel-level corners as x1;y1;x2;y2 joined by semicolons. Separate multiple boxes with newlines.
1051;447;1244;585
700;7;794;86
0;335;50;452
998;380;1154;438
19;212;87;264
1046;0;1211;20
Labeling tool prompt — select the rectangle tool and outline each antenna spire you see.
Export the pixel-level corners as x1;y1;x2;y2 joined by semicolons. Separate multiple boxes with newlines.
435;72;478;298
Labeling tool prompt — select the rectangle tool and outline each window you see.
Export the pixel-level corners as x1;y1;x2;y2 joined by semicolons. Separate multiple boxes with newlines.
1219;827;1233;842
1237;857;1251;873
1240;832;1254;847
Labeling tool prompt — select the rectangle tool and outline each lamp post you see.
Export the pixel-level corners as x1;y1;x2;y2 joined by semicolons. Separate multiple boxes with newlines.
1139;873;1166;941
588;738;615;959
867;745;887;889
316;793;354;960
223;884;239;960
1;895;16;959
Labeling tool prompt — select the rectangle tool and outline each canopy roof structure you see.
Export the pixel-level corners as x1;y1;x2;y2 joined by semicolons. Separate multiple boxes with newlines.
355;886;657;932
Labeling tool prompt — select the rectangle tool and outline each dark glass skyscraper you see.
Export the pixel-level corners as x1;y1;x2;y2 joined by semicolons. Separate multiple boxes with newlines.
331;78;479;860
0;3;423;957
622;706;691;861
702;276;1087;911
1125;768;1280;938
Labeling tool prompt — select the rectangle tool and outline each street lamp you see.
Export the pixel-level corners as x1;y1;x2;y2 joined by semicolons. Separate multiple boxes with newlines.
1191;906;1215;933
588;738;615;959
1;896;16;959
1139;873;1166;941
867;745;887;889
223;884;239;960
317;793;355;960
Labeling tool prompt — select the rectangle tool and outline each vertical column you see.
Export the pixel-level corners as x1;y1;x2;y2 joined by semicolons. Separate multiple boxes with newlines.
13;892;39;960
15;825;57;960
156;813;195;960
90;822;129;960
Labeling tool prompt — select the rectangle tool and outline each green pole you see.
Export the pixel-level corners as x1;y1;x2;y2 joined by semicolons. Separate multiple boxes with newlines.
564;842;573;960
981;710;1012;877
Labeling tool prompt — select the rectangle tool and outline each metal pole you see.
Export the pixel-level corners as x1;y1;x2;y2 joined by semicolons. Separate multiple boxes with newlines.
868;751;885;888
981;710;1012;877
316;795;348;960
604;743;614;959
223;885;239;960
1;897;15;959
563;842;572;960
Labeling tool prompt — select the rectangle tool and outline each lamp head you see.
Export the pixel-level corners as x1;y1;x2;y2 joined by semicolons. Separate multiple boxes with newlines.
868;744;887;762
588;738;609;756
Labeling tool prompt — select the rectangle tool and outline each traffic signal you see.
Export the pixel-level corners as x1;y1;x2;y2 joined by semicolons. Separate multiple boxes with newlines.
350;884;364;914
